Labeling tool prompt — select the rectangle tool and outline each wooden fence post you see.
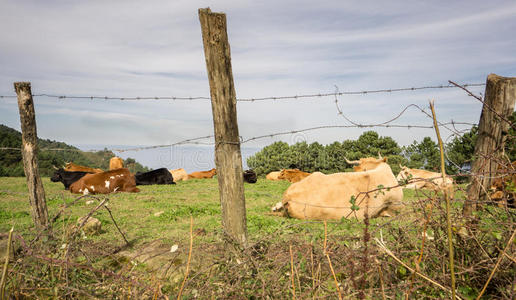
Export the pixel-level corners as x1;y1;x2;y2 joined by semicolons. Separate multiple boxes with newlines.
14;82;49;229
198;8;248;247
464;74;516;217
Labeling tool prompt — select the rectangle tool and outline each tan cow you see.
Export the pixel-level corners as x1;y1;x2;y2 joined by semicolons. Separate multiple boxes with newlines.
278;169;311;183
109;157;124;170
188;168;216;179
396;166;453;190
64;162;103;174
170;168;188;182
69;168;140;195
274;157;403;220
266;171;281;181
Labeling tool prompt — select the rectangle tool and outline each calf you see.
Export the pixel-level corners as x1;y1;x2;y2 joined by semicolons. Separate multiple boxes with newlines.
69;168;140;195
51;168;89;189
243;169;257;183
188;168;216;179
135;168;175;185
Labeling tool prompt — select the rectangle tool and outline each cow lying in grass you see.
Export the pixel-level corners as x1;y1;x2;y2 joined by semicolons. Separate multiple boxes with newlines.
266;171;281;181
170;168;188;182
396;165;453;191
243;169;257;183
278;169;310;183
51;168;89;189
69;168;139;195
64;162;103;173
188;168;216;179
273;157;403;220
135;168;175;185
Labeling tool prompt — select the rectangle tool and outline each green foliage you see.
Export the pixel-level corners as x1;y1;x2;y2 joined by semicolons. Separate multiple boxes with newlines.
248;115;516;179
0;124;149;176
247;131;402;175
445;126;478;175
401;137;440;171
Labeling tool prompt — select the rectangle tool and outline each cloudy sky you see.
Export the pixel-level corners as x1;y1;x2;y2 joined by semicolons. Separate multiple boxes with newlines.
1;0;515;155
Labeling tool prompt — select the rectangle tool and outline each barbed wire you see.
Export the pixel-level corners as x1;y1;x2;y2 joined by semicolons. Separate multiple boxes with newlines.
333;85;479;140
0;82;485;102
0;118;477;153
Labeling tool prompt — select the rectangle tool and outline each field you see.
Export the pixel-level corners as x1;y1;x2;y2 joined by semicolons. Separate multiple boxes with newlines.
0;177;514;299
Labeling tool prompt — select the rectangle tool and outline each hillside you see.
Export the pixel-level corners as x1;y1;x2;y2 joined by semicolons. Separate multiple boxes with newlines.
0;124;149;176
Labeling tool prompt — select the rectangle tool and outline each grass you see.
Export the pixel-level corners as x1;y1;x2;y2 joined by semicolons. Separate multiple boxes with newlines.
0;177;514;299
0;176;465;249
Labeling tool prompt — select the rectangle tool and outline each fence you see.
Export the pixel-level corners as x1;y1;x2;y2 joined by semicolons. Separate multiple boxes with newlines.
1;8;515;299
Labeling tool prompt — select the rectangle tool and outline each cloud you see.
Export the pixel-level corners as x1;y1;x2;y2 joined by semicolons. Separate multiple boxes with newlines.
0;0;514;151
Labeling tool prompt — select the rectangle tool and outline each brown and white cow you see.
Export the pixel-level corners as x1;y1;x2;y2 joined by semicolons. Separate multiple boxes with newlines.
170;168;189;182
64;162;103;174
277;169;311;183
274;157;403;220
109;157;124;170
69;168;140;195
188;168;216;179
396;165;453;191
266;171;281;181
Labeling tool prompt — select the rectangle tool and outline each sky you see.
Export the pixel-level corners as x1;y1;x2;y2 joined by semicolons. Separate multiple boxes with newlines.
1;0;515;170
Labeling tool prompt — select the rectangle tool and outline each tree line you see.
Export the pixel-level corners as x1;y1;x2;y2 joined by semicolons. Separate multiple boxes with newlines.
0;124;149;177
247;112;515;181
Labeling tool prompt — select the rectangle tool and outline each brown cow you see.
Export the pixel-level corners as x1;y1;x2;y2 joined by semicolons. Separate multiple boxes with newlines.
69;168;140;195
274;157;403;220
64;162;103;174
278;169;311;183
109;157;124;170
188;168;216;179
489;161;516;208
170;168;188;182
266;171;281;181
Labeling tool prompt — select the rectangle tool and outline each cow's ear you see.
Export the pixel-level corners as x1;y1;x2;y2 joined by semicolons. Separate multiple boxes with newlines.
382;157;388;162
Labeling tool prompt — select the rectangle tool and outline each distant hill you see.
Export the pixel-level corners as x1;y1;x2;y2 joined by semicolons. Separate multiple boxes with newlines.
0;124;149;177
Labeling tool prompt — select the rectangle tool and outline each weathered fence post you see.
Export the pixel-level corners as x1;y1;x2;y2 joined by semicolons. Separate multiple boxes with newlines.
464;74;516;217
14;82;49;229
198;8;248;247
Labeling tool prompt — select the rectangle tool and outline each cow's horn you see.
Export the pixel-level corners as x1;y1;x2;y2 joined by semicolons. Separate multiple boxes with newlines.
398;164;403;168
378;151;383;159
344;157;359;165
52;165;58;170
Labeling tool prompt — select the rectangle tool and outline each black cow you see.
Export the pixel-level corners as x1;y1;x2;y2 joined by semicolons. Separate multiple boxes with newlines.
50;168;90;189
243;169;257;184
135;168;175;185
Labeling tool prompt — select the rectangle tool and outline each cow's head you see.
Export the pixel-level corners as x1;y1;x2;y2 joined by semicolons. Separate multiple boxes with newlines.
50;168;65;182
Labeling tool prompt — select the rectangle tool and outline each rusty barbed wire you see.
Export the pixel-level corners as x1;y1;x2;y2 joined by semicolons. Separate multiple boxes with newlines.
449;80;516;132
0;118;477;153
333;85;478;138
0;82;485;102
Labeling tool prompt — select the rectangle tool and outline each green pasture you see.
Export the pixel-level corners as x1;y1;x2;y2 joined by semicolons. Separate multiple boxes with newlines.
1;177;514;299
0;176;428;245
